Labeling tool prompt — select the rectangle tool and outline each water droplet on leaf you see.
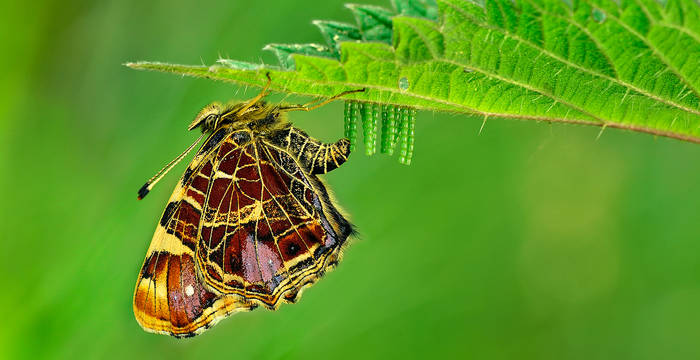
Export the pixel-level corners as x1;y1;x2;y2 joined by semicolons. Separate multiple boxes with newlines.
592;8;606;23
399;77;409;91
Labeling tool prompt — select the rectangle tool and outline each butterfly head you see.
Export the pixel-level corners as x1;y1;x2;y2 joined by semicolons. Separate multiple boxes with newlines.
188;102;224;132
188;101;282;134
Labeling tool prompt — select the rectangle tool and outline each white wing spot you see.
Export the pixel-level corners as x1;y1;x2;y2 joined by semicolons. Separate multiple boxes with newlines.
185;285;195;297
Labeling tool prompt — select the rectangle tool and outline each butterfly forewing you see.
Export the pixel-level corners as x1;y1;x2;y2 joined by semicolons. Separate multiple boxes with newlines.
133;131;257;337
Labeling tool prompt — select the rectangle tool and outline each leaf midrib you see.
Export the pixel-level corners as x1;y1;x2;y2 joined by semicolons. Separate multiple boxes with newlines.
195;62;588;121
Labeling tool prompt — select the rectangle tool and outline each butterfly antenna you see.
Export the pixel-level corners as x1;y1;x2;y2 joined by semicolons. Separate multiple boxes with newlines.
137;133;206;200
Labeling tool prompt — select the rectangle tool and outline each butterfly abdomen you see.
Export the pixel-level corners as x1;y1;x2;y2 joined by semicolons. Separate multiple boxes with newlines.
265;126;351;175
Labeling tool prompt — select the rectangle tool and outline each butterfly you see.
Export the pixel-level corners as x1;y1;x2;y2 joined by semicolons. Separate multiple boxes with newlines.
134;76;364;337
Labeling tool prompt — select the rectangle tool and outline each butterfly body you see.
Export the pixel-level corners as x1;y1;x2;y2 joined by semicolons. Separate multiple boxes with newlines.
134;99;354;337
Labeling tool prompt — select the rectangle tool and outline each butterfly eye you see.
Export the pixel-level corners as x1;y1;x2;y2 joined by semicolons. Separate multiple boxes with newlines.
189;103;223;131
205;114;219;127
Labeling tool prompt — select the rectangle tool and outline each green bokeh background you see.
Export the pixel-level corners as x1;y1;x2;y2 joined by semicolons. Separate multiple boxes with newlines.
2;0;700;359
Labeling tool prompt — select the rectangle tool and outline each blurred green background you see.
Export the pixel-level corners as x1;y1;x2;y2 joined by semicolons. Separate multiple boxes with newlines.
2;0;700;359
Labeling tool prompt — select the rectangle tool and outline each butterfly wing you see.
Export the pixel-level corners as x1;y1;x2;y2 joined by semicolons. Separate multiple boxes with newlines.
195;126;354;308
133;128;255;338
135;125;353;337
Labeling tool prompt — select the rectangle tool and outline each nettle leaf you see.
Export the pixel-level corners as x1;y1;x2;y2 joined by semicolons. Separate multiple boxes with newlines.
128;0;700;144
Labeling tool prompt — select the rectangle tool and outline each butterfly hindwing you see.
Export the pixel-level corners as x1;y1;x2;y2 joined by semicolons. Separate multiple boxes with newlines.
195;126;353;307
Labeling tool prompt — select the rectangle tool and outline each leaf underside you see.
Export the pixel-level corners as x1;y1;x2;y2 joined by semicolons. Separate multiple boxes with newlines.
127;0;700;144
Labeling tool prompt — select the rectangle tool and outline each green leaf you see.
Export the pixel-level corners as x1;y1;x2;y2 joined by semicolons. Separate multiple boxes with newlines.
263;43;335;70
127;0;700;144
346;4;394;43
313;20;362;55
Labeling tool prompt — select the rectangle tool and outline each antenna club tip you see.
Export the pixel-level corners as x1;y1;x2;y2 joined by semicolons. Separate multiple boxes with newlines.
137;184;150;200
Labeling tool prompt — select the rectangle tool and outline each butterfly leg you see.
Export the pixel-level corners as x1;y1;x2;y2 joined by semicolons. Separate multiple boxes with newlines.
279;88;365;112
236;72;273;116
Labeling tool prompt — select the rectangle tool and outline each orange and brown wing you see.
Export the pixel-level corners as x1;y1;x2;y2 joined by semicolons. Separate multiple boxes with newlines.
135;126;353;337
134;128;255;338
195;126;354;309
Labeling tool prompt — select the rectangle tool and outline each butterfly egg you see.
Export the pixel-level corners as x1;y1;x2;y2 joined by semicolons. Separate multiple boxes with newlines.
380;105;389;153
343;101;352;139
398;107;412;165
380;105;397;155
404;108;416;165
371;103;380;155
388;105;398;154
361;102;377;156
348;101;360;152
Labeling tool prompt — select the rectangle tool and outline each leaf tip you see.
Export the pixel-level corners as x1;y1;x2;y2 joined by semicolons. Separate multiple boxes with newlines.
124;61;141;69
